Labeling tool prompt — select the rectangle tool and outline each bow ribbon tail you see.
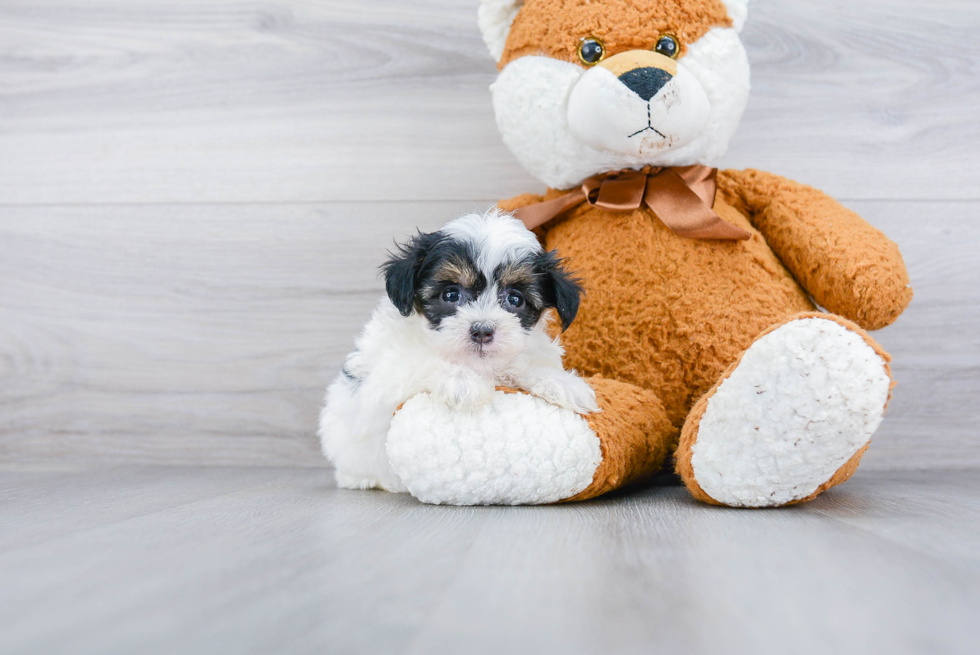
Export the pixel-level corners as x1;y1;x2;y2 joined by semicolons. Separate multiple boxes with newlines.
513;187;587;231
672;165;719;205
644;169;752;241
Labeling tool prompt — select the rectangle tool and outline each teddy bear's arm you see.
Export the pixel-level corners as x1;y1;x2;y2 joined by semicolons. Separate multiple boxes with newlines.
718;168;912;330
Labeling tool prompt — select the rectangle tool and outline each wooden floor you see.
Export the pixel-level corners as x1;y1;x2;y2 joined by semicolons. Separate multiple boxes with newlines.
1;466;978;655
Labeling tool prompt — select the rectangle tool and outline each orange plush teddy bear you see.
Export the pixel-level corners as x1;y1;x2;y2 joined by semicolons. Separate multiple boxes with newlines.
383;0;912;507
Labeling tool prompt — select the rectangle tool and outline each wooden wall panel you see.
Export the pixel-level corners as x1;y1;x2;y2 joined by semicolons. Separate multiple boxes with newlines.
0;0;977;204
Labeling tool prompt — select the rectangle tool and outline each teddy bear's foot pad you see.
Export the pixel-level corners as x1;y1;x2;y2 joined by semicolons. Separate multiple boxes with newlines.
387;391;602;506
686;317;892;508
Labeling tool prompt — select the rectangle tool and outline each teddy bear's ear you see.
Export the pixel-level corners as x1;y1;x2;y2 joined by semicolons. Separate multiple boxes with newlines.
478;0;524;62
721;0;750;33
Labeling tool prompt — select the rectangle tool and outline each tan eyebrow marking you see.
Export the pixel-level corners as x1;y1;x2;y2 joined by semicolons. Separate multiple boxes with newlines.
497;261;537;288
497;260;547;307
433;256;479;288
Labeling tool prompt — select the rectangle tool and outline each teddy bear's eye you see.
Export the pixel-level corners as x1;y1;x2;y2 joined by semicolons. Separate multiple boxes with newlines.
654;34;680;59
578;37;606;66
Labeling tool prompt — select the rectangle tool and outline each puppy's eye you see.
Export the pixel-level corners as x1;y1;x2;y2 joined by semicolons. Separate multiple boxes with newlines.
578;37;605;66
441;287;461;303
654;34;679;59
506;291;525;308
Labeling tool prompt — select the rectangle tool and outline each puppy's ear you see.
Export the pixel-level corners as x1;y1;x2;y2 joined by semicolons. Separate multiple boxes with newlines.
381;231;439;316
535;250;583;332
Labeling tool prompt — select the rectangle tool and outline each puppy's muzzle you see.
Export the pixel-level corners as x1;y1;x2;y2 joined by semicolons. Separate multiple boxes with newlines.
470;322;495;345
597;50;677;102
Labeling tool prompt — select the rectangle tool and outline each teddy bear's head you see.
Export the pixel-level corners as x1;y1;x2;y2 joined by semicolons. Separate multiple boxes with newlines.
480;0;751;190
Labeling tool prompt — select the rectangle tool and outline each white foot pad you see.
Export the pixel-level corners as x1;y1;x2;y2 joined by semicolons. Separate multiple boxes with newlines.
690;318;891;508
387;391;601;506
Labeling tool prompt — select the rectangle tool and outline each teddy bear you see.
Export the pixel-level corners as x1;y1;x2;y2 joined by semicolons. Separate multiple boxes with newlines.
381;0;912;507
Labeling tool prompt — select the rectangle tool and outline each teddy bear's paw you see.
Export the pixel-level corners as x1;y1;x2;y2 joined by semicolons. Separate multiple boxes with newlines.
386;389;602;505
685;317;892;508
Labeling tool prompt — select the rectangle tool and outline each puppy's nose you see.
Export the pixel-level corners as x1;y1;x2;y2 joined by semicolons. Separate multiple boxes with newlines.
618;67;673;102
470;322;495;345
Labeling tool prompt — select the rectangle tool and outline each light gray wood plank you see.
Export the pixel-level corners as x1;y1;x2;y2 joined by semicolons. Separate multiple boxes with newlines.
0;201;479;465
409;478;980;655
810;469;980;565
0;465;297;553
0;467;977;655
0;0;977;204
2;200;978;469
721;0;980;201
848;200;980;471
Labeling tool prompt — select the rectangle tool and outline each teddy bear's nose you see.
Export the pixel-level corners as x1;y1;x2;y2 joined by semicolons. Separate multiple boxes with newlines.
618;67;674;102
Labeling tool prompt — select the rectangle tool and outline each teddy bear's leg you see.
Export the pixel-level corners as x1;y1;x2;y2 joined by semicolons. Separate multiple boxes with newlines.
675;313;894;508
386;377;675;505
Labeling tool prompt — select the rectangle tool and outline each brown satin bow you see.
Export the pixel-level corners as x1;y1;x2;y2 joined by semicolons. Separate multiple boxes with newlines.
513;165;751;241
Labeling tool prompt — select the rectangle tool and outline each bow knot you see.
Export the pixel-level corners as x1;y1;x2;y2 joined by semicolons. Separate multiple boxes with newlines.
514;165;751;241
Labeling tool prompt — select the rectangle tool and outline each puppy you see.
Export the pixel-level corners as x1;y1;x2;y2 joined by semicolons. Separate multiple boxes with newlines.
318;210;598;492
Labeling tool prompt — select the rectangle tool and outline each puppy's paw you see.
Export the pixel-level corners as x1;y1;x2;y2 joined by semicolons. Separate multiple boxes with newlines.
334;470;382;490
529;371;600;415
433;368;495;409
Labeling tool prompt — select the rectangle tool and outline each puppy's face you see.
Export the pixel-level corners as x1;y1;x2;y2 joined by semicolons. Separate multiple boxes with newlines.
481;0;751;190
383;213;582;364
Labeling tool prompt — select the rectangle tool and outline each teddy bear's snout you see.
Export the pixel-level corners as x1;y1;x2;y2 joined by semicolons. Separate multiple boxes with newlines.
595;50;679;103
565;47;710;157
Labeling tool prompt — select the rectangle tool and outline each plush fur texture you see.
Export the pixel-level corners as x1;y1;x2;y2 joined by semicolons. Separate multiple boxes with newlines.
388;387;602;505
674;312;894;506
677;315;893;508
490;0;734;67
480;0;749;64
387;0;913;507
479;0;526;63
562;377;675;502
319;211;596;492
498;169;912;424
722;0;749;32
388;377;673;505
492;168;912;506
718;169;913;330
502;191;808;427
492;27;750;190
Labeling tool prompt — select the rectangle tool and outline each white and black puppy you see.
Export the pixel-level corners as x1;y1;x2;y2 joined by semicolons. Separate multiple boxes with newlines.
319;210;598;492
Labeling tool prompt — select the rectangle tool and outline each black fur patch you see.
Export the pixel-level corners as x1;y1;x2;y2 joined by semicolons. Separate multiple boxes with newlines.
532;250;583;331
381;230;444;317
494;259;546;330
382;232;485;328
